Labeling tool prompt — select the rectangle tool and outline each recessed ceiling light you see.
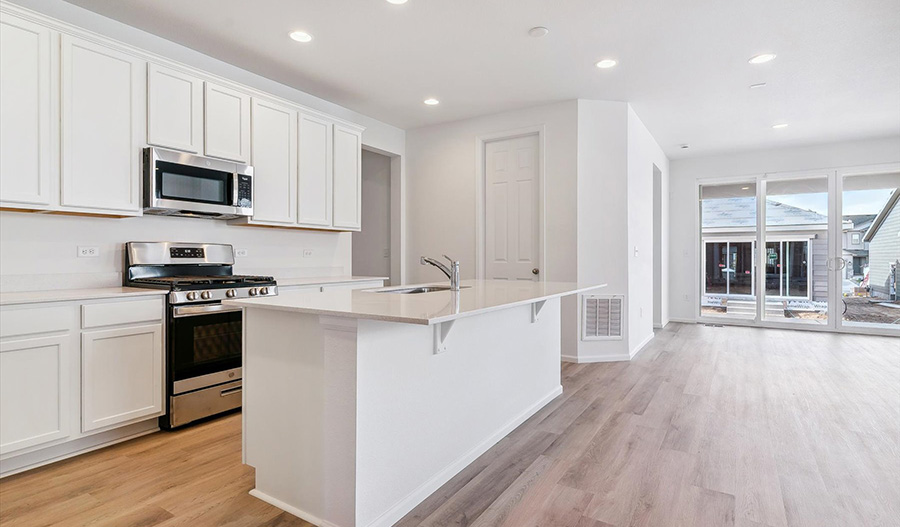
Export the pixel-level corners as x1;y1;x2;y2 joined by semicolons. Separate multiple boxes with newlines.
386;0;408;3
289;31;313;43
748;53;776;64
741;186;750;190
680;144;690;149
595;59;618;69
772;123;789;129
528;26;549;38
423;98;440;106
749;82;767;89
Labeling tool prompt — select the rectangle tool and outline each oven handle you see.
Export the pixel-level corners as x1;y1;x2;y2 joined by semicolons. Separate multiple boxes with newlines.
172;304;243;318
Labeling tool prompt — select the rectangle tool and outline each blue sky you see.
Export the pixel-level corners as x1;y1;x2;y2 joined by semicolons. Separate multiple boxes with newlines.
770;188;894;216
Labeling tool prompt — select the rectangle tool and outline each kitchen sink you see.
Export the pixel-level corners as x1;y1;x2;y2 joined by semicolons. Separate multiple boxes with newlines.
376;285;470;294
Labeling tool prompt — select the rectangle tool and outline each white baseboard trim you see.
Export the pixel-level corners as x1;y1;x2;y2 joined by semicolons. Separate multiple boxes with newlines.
250;489;340;527
562;352;633;363
629;332;655;360
364;385;563;527
667;317;697;324
0;419;159;478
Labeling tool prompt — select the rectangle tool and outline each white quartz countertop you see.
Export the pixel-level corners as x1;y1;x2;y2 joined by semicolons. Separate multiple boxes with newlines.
225;280;607;325
275;276;388;288
0;287;168;306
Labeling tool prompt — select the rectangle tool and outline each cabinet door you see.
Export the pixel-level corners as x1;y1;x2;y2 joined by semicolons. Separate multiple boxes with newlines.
147;63;203;153
81;324;163;433
297;113;332;226
0;13;53;207
251;98;297;224
333;124;362;230
0;335;70;455
204;82;250;163
60;35;143;213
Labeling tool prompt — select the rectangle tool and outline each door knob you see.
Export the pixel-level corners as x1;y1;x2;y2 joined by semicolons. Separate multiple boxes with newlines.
532;268;540;275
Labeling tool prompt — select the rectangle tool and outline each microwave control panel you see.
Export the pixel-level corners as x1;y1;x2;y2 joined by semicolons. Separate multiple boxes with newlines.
237;175;252;208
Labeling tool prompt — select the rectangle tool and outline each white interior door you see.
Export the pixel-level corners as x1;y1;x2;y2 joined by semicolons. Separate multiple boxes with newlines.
484;134;541;281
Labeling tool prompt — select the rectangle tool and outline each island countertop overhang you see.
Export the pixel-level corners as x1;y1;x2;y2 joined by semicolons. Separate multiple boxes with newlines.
224;279;606;325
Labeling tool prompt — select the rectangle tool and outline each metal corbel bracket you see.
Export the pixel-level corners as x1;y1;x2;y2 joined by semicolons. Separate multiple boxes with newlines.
433;319;456;354
531;300;547;323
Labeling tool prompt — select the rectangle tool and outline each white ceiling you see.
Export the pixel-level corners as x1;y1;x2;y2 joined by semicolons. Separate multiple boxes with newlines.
63;0;900;159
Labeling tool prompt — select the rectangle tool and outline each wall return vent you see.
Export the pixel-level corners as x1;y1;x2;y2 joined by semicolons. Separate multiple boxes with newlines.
582;294;624;340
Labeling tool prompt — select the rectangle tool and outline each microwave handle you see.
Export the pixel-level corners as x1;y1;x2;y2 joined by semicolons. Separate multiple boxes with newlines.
232;172;239;207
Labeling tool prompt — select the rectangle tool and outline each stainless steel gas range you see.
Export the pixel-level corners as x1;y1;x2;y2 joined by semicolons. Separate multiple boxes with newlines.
124;241;277;428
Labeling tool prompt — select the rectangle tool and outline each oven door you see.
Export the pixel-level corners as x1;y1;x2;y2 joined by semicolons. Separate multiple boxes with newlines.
169;304;242;393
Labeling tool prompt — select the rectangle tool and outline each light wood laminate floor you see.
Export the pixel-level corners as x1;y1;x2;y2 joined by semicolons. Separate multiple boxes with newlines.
1;324;898;527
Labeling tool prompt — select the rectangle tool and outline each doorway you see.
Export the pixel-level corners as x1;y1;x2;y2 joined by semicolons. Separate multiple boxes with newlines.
352;150;392;284
476;129;544;281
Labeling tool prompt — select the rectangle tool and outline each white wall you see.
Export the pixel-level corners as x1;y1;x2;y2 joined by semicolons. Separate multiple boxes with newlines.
353;150;392;282
626;106;670;348
0;212;350;291
571;102;669;362
668;135;900;322
1;0;407;290
405;101;578;285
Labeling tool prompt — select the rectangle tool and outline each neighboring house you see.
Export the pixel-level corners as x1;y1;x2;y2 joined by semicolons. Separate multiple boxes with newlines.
842;214;876;278
864;190;900;299
702;197;828;302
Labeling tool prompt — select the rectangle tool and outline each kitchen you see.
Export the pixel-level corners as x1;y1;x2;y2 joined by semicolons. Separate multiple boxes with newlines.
1;1;899;526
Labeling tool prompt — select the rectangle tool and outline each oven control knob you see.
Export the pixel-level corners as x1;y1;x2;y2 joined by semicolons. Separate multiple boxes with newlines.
226;289;237;298
260;287;269;295
186;292;198;301
249;288;259;296
200;291;212;300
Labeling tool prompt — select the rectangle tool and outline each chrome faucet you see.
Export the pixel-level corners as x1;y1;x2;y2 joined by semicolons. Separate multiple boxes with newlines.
420;255;461;291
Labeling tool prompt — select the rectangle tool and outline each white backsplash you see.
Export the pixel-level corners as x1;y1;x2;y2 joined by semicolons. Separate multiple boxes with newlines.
0;212;351;292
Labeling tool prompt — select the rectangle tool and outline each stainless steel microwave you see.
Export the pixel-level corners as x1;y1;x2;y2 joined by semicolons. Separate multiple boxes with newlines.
143;147;253;219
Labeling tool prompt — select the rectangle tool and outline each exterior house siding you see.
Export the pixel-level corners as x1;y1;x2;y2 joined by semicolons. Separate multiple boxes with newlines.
868;204;900;298
811;236;829;302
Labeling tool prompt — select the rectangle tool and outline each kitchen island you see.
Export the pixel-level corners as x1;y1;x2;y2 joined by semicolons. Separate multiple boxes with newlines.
225;280;603;527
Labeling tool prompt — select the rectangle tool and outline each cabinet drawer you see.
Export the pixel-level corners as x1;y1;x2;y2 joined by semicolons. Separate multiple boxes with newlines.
81;298;163;329
0;305;76;338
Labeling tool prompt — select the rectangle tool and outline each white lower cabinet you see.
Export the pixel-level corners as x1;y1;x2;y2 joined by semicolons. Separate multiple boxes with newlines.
81;324;163;433
0;296;164;474
0;335;71;455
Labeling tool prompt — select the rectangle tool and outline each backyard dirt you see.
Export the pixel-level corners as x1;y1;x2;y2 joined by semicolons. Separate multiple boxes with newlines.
842;297;900;325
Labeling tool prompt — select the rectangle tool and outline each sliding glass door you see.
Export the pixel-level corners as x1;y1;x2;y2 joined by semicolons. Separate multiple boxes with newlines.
837;168;900;330
763;175;829;325
698;164;900;335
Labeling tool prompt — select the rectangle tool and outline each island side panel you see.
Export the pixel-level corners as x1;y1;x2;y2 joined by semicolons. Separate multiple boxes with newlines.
354;299;562;527
243;307;356;526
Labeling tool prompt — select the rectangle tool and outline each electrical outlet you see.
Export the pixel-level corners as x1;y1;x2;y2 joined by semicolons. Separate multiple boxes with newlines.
234;248;249;257
77;246;99;258
303;249;313;258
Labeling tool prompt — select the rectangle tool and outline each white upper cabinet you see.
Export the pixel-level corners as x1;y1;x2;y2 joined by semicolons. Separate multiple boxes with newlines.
251;98;297;225
332;124;362;231
0;13;53;207
60;35;143;214
204;81;250;163
297;113;333;227
147;63;203;153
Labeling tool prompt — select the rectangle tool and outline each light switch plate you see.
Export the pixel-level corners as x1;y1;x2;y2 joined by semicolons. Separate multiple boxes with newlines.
235;248;249;257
